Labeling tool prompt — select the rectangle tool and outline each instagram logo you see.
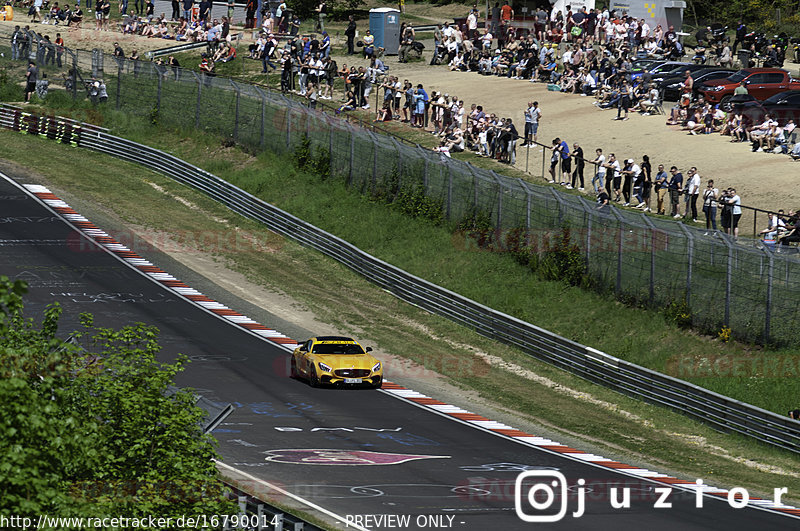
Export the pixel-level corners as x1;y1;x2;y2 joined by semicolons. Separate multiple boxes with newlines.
514;471;570;523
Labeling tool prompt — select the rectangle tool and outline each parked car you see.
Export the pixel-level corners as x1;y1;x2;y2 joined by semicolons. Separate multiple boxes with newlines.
729;91;800;126
631;61;690;81
659;68;736;101
698;68;800;110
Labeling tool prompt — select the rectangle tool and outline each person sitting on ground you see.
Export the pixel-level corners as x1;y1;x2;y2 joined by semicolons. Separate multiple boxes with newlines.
749;114;777;152
638;83;659;114
375;100;392;122
666;93;692;125
336;90;356;114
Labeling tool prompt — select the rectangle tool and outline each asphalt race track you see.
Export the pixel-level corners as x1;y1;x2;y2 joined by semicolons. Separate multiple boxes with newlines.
0;172;795;531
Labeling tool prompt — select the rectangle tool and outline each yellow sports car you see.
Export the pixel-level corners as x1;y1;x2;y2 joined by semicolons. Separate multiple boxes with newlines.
291;336;383;388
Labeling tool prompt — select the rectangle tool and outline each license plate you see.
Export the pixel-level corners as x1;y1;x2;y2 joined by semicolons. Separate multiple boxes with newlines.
344;378;363;384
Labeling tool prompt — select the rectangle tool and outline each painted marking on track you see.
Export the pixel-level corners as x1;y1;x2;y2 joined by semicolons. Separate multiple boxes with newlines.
262;449;451;465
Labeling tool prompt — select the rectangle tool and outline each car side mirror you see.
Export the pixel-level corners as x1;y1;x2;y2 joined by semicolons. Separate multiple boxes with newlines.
366;347;373;352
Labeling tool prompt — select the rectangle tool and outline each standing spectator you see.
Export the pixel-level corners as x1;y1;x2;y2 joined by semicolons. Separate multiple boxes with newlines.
556;137;571;186
504;118;518;165
182;0;192;22
592;148;606;193
500;1;513;24
570;142;584;190
32;0;43;23
199;0;210;23
732;21;746;54
11;26;21;62
654;163;668;215
668;166;683;218
621;158;638;206
245;0;256;28
226;0;235;21
702;179;719;233
24;61;38;103
640;154;652;212
490;2;500;35
616;80;631;121
686;167;701;222
604;153;621;200
315;1;327;33
727;188;742;238
522;101;541;146
345;15;356;55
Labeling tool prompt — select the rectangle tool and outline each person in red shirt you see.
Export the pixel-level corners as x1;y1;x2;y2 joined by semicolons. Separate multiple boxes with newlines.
500;0;513;22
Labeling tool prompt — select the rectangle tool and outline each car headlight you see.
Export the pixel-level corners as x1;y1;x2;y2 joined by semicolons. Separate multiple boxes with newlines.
667;83;680;88
712;85;725;91
372;362;381;372
319;362;333;372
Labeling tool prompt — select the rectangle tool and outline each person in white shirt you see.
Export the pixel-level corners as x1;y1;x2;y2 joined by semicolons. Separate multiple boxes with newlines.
593;148;606;194
481;29;493;50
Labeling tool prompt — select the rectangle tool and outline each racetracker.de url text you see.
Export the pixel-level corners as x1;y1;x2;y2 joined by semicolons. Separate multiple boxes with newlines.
0;514;273;529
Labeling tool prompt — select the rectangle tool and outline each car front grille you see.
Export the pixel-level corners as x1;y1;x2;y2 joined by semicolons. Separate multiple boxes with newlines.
334;369;371;378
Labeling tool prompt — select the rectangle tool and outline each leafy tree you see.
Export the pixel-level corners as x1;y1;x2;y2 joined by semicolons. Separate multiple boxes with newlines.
0;276;235;521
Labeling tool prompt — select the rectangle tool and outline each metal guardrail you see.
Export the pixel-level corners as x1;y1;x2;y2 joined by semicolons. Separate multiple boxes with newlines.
3;105;793;456
219;479;322;531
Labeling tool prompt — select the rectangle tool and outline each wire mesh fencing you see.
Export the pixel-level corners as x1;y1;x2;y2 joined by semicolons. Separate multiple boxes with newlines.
2;29;800;346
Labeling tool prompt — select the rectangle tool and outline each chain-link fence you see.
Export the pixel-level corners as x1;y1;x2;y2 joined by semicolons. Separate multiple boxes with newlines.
2;27;800;346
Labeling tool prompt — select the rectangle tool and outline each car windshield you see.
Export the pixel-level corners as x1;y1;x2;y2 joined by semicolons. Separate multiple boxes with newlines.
312;343;365;354
727;71;748;83
762;91;800;105
652;63;683;74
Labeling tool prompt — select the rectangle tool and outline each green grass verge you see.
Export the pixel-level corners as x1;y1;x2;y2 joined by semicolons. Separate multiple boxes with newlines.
1;123;799;507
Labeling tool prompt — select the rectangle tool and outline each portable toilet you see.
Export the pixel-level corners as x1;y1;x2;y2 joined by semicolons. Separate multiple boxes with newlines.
369;7;400;55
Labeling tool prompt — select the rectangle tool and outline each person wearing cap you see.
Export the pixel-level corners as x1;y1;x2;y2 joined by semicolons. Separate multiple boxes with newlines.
24;61;38;103
620;158;637;206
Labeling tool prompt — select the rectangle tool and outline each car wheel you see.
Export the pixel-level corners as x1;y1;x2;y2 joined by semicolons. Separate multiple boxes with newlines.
372;378;383;389
309;365;320;388
290;357;298;378
720;95;733;112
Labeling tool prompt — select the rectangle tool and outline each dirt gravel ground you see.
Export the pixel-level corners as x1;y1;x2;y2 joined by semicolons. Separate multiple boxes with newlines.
5;16;798;215
367;56;800;216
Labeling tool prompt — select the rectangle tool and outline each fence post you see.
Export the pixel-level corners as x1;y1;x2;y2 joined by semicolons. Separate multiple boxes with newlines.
347;128;355;188
329;122;335;177
549;187;564;226
230;80;240;144
609;207;626;295
115;64;122;110
194;72;201;129
765;249;773;343
492;171;504;229
371;132;378;195
447;165;453;220
723;236;733;327
518;179;532;230
260;93;266;148
641;214;658;305
677;223;694;307
156;74;163;115
286;107;292;149
423;156;429;189
579;197;594;265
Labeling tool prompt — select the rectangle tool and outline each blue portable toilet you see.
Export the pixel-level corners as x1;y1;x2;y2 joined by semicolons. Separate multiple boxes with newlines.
369;7;401;55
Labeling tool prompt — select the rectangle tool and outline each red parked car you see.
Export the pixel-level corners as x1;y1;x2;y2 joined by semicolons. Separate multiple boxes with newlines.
698;68;800;110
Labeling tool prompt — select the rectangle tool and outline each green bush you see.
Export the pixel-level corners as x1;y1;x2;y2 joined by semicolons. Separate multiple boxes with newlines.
664;298;693;328
538;226;586;287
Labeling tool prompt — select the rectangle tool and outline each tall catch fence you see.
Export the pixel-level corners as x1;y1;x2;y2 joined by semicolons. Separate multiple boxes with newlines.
2;29;800;346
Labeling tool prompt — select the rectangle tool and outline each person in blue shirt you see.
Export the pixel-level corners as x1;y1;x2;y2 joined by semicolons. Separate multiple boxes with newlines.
555;137;570;185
